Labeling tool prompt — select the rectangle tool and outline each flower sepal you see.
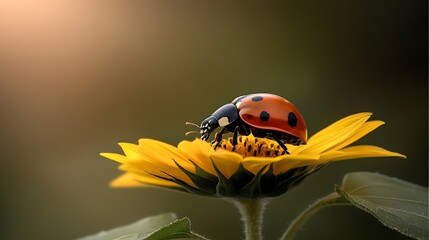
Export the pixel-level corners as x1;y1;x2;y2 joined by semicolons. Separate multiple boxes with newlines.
173;159;326;198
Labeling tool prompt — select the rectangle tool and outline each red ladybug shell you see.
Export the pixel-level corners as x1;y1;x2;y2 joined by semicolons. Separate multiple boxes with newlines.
232;93;307;144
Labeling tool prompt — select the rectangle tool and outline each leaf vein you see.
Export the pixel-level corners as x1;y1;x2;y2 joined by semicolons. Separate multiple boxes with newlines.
347;183;392;194
353;195;428;205
374;205;429;220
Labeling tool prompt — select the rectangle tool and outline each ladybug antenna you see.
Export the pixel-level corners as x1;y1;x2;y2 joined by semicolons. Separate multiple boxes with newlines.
185;121;200;128
185;121;201;136
185;130;200;136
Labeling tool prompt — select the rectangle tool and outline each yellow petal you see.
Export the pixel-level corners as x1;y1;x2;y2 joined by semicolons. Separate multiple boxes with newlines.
137;139;196;181
116;139;196;188
327;120;385;152
178;139;216;175
119;142;144;160
110;173;145;187
100;152;128;164
118;164;185;187
138;139;191;168
131;158;196;188
101;145;187;181
242;155;319;175
272;156;320;175
294;112;372;155
210;150;242;179
118;161;168;179
110;172;179;188
319;145;406;162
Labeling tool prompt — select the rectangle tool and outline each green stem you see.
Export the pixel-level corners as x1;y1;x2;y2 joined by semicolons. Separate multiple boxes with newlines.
280;192;349;240
234;199;269;240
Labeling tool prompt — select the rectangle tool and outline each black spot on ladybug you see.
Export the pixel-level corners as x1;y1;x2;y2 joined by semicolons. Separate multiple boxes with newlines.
260;111;270;122
288;112;298;127
251;96;263;102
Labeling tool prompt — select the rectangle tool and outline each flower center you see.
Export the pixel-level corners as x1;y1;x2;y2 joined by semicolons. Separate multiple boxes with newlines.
215;135;287;157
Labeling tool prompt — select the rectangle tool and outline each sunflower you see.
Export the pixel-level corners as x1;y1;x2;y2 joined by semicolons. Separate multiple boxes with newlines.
101;112;405;198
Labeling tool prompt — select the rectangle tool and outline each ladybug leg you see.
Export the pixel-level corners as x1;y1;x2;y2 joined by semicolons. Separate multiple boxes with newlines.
232;126;240;147
232;126;240;145
213;127;227;149
231;126;240;151
266;132;290;155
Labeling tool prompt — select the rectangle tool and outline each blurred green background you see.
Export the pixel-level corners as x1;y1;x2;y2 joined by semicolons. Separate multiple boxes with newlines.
0;1;427;239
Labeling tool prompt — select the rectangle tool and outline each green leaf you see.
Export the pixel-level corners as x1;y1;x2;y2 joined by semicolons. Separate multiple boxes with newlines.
113;234;145;240
336;172;428;240
78;213;177;240
144;217;207;240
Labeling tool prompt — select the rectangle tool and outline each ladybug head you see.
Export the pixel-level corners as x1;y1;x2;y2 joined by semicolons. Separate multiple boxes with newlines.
200;116;219;141
200;103;240;141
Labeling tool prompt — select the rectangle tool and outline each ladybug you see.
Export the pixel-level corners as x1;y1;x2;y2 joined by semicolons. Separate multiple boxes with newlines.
199;93;307;154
